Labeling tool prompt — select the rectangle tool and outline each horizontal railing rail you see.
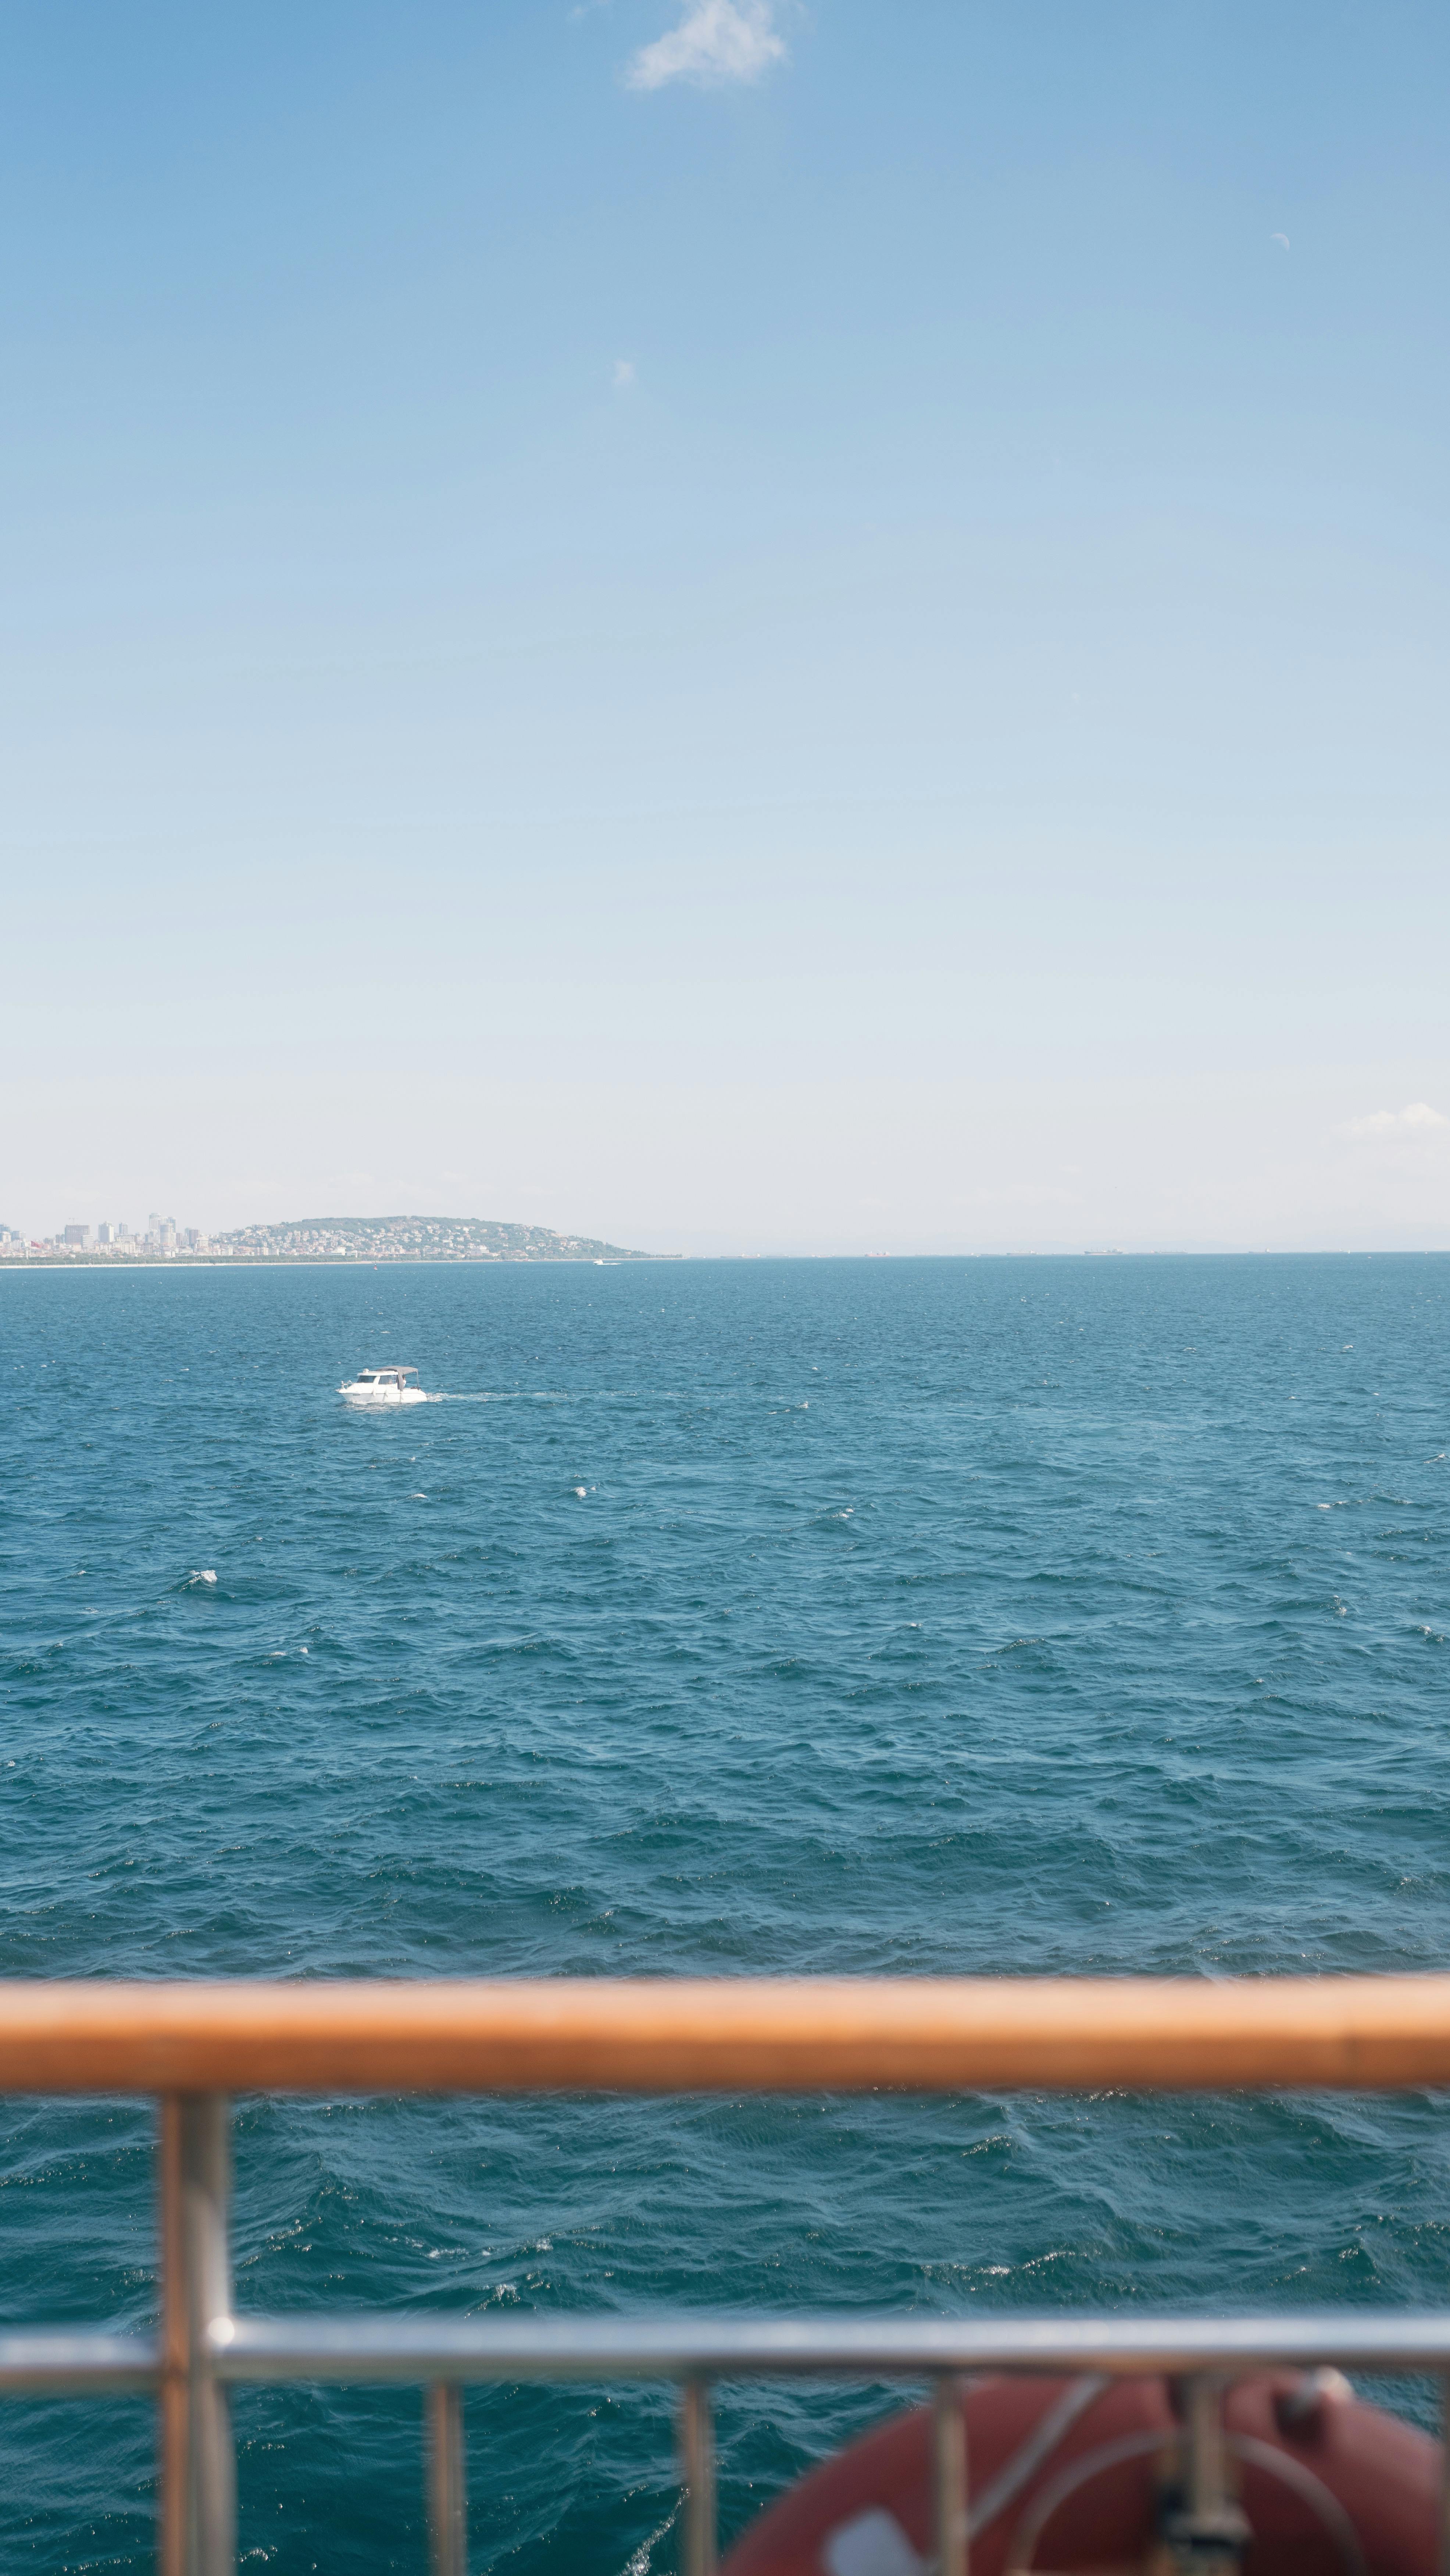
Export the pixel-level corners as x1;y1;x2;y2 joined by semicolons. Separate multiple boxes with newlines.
4;1979;1450;2576
1;1972;1450;2092
0;2329;162;2394
12;2310;1450;2394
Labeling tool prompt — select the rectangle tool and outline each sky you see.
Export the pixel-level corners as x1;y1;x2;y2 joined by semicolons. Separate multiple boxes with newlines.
2;0;1446;1253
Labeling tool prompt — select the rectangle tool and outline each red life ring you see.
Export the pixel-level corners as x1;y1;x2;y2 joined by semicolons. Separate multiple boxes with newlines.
720;2371;1437;2576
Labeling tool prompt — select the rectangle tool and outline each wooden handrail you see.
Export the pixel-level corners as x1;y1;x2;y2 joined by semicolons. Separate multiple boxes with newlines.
0;1976;1446;2094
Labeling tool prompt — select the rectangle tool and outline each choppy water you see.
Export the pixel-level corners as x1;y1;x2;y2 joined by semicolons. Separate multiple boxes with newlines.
2;1253;1449;2573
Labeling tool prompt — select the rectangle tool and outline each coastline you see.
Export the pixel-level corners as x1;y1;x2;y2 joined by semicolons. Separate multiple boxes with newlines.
0;1252;682;1270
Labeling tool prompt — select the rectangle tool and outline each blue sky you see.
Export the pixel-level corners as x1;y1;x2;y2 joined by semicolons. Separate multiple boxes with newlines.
3;0;1447;1249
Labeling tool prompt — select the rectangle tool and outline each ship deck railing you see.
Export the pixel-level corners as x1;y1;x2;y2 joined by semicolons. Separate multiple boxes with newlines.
4;1974;1450;2576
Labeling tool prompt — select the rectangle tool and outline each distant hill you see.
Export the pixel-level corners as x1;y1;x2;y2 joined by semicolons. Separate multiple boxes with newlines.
216;1215;660;1262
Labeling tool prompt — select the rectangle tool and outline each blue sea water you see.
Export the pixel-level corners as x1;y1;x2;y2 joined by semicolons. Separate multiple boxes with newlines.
2;1252;1449;2573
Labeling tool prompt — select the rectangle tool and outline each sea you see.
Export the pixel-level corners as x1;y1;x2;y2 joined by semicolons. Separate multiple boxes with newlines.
2;1252;1449;2574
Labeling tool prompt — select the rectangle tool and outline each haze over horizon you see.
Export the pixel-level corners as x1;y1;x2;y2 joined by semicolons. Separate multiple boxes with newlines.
3;0;1446;1255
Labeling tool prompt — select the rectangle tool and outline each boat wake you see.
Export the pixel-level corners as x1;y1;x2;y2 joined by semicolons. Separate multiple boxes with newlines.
429;1391;571;1403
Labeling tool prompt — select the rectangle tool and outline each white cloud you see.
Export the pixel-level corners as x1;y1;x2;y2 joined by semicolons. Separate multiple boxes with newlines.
626;0;785;91
612;357;636;390
1344;1102;1448;1140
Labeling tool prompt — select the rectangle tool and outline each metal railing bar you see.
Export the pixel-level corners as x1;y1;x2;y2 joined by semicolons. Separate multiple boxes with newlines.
14;2308;1450;2404
932;2374;968;2576
680;2379;717;2576
4;1974;1450;2095
203;2308;1450;2383
0;2331;161;2394
160;2097;186;2576
166;2094;235;2576
967;2376;1104;2539
426;2383;468;2576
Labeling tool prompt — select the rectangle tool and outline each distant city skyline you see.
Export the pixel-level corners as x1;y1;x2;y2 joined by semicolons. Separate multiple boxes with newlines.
3;1;1446;1253
0;1212;655;1264
3;1214;201;1258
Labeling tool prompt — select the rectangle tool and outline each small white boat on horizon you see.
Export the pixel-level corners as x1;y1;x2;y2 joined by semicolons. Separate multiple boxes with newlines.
339;1366;428;1406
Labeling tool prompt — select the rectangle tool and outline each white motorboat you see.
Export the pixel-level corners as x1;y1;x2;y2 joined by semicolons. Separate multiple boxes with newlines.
339;1366;428;1406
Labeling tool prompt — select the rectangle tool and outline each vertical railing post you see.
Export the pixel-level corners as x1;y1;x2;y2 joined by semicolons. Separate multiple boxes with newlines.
1439;2376;1450;2576
426;2383;468;2576
1183;2373;1228;2527
160;2096;236;2576
1162;2375;1246;2576
681;2378;717;2576
932;2375;968;2576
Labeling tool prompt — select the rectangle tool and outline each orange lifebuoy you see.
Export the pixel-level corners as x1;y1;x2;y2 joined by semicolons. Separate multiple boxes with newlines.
720;2371;1438;2576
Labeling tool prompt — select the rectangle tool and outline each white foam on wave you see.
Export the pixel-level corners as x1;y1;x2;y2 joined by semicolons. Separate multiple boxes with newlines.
188;1569;218;1585
431;1390;571;1403
619;2500;681;2576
